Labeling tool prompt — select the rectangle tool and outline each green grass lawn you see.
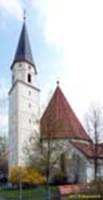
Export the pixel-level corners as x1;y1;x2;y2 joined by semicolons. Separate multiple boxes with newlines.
0;186;58;200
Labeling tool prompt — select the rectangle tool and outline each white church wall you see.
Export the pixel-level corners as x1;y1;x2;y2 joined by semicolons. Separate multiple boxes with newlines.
86;160;94;183
65;142;87;183
9;84;19;167
97;159;103;180
42;138;89;183
9;66;40;166
17;81;40;165
86;159;103;182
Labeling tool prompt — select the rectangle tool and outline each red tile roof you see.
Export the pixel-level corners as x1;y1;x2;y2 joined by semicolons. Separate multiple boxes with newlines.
71;141;103;158
41;86;91;141
58;184;85;196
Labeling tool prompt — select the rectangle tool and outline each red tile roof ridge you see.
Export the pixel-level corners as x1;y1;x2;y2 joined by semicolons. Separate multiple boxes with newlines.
71;141;103;158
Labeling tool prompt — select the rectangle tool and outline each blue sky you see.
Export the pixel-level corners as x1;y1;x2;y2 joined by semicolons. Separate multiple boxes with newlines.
1;0;103;135
0;0;61;91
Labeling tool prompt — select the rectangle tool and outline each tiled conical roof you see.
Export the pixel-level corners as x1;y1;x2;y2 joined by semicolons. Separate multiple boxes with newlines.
11;22;37;73
41;85;91;141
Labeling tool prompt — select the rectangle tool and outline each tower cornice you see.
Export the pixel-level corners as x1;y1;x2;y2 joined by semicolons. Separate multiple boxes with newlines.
9;79;40;95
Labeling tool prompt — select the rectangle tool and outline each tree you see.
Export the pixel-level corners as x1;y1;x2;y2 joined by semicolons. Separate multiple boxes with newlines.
24;132;69;200
9;166;45;186
24;132;67;179
0;136;8;181
85;104;103;181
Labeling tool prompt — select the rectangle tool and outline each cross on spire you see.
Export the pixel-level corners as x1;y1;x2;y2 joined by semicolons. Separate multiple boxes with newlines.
23;9;26;21
56;80;60;86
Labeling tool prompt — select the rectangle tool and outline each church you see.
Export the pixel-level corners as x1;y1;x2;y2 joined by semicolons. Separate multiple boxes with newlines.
8;18;103;184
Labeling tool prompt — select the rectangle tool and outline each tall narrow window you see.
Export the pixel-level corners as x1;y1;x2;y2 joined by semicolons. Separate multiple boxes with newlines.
12;74;15;84
28;74;31;83
28;91;31;95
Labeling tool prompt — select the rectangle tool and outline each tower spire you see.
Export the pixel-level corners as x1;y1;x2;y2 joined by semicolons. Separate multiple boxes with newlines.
11;15;37;74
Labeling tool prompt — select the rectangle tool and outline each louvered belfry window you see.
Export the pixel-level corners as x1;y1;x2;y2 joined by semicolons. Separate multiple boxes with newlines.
28;73;31;83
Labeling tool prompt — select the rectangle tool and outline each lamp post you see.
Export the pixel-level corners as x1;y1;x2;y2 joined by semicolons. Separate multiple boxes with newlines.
19;166;22;200
46;138;51;200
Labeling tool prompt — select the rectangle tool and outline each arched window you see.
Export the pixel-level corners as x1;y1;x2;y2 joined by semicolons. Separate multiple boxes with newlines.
19;63;22;67
28;74;31;83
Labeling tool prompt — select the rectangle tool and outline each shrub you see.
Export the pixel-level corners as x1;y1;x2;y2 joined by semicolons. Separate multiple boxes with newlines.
9;166;46;186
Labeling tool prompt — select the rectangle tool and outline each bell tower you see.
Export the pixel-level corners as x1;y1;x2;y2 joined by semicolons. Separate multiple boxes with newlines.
9;17;40;168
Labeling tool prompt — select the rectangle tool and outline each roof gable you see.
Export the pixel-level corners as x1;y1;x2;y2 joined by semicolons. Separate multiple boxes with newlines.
41;86;91;141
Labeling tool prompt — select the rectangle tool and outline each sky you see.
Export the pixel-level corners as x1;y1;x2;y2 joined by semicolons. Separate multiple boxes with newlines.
1;0;103;135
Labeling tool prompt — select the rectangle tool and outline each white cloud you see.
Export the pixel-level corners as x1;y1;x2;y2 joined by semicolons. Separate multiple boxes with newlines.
0;0;23;20
33;0;103;122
